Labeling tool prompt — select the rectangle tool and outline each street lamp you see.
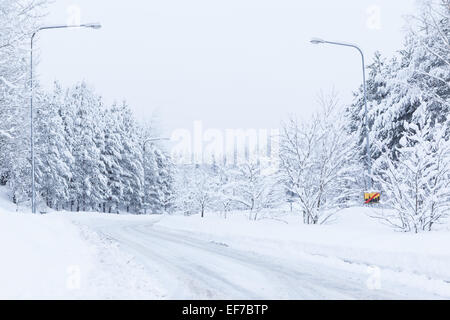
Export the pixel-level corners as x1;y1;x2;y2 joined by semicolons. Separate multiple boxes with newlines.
143;138;170;214
30;23;102;214
310;37;372;190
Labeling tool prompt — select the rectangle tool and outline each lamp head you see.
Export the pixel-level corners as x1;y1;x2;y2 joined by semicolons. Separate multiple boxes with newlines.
84;23;102;30
310;37;325;45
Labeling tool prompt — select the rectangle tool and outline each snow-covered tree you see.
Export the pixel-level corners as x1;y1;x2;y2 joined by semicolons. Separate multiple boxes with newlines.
34;83;73;210
372;116;450;233
66;83;108;211
142;133;175;214
280;94;360;224
0;0;47;195
227;160;282;220
346;51;392;172
1;0;178;214
348;0;449;165
213;166;235;218
116;101;144;213
175;165;218;217
102;104;124;213
153;148;175;213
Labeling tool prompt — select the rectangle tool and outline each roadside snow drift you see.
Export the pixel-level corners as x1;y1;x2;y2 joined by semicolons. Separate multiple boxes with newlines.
0;187;163;300
0;209;94;299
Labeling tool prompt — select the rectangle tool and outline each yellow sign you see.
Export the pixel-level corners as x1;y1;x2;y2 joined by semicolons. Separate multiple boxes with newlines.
364;192;380;204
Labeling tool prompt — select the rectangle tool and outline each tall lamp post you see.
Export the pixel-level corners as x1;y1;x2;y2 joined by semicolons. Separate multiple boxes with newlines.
30;23;102;214
143;138;170;214
310;38;372;190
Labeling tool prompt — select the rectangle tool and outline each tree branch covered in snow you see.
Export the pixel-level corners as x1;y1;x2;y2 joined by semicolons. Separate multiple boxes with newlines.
347;0;449;167
372;116;450;232
280;93;360;225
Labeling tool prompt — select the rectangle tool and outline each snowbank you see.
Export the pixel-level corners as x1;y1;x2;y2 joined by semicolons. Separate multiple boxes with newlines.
0;187;163;299
0;206;95;299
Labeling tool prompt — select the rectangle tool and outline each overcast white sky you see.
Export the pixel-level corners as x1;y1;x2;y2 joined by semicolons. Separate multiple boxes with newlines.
37;0;417;136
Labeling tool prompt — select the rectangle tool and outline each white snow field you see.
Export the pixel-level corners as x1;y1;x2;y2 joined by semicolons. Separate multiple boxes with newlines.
1;186;450;299
0;187;164;300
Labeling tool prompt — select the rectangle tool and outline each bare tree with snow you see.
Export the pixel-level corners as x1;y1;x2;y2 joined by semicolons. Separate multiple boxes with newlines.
175;165;218;218
280;93;360;224
227;160;282;221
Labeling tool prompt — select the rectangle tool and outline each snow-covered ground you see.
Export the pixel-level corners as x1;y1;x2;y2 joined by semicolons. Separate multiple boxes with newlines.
0;187;164;300
154;209;450;298
1;186;450;299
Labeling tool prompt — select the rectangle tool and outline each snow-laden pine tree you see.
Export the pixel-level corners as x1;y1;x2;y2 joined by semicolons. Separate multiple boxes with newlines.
142;140;174;214
348;0;449;165
372;114;450;233
346;52;393;172
67;82;108;212
34;83;73;210
0;0;47;193
92;99;111;212
153;147;175;213
116;101;144;213
58;85;78;210
102;104;124;213
147;131;176;214
280;94;360;224
142;136;158;214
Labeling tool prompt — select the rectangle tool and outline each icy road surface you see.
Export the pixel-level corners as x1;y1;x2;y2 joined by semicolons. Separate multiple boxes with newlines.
76;216;447;300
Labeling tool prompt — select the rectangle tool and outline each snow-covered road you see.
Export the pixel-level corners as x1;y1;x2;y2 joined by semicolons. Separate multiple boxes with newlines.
79;216;445;300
